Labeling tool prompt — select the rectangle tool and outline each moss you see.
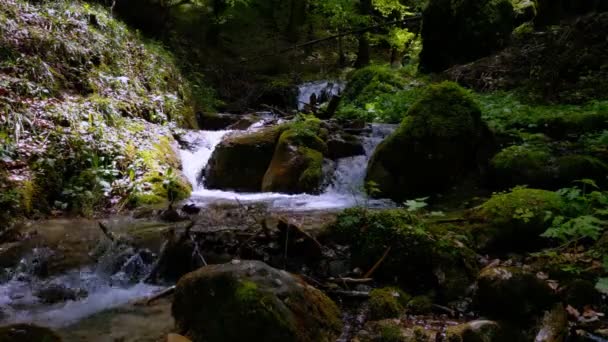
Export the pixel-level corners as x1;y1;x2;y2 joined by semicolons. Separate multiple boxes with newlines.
470;187;564;251
342;65;406;106
491;145;552;188
407;296;433;314
261;118;328;194
366;82;490;200
329;208;477;299
172;261;342;342
369;287;411;320
379;323;404;342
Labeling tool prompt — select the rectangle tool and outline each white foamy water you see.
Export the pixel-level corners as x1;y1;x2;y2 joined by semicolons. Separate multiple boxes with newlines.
297;81;344;110
179;121;396;211
0;267;162;328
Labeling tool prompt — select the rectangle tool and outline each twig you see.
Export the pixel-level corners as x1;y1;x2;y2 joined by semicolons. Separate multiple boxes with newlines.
329;290;370;298
190;234;207;266
137;285;176;306
363;246;391;278
260;104;290;117
432;304;456;316
328;277;373;284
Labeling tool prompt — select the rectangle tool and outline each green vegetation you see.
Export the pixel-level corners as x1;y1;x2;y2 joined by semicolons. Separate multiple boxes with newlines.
0;0;200;220
329;207;477;299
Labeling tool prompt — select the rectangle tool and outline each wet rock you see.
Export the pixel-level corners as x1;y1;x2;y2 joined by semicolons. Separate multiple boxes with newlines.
196;112;241;131
366;82;493;201
181;204;201;215
172;260;342;342
446;320;502;342
473;266;556;321
327;134;365;160
34;284;87;304
205;125;287;192
0;324;62;342
534;304;568;342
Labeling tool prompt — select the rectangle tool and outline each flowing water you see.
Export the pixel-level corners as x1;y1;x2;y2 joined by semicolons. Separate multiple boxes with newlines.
297;81;344;110
0;82;394;335
179;122;396;211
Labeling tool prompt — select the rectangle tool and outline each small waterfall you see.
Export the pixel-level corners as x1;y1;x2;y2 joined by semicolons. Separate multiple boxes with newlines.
178;122;396;210
297;81;344;110
179;130;232;190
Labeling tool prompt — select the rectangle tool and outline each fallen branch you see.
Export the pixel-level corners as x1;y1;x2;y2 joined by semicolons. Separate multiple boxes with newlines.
329;290;370;298
328;277;373;284
242;15;422;63
364;246;391;278
98;222;115;242
432;304;456;317
134;285;176;306
260;104;290;117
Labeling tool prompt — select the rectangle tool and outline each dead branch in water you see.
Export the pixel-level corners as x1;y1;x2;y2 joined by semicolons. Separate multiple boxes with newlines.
98;222;115;242
364;246;391;278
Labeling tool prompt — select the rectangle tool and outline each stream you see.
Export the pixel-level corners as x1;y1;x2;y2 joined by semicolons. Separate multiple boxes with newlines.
0;82;394;339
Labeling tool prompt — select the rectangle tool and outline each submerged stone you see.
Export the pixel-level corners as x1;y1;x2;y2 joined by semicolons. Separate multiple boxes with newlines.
0;324;62;342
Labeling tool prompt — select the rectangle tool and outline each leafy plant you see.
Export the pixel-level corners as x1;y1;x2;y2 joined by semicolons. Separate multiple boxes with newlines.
542;180;608;248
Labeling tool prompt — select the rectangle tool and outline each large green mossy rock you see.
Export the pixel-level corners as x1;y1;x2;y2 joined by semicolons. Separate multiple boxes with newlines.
204;125;287;192
0;324;62;342
366;82;491;201
329;208;478;300
468;188;563;252
262;124;328;194
172;260;342;342
420;0;515;72
368;287;411;320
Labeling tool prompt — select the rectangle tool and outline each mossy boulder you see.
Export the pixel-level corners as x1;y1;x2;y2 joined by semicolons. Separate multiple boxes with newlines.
172;260;342;342
329;208;478;300
468;188;563;252
407;296;434;315
490;145;552;188
262;118;329;194
342;66;406;106
205;125;287;192
366;82;491;201
420;0;515;72
473;266;556;321
0;324;61;342
368;287;411;320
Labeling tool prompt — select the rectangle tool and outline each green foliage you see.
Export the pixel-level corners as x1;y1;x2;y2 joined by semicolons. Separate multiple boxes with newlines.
475;92;608;137
329;208;477;297
542;181;608;245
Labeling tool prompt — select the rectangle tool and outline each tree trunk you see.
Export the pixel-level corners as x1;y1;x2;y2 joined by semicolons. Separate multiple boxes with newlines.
354;0;372;68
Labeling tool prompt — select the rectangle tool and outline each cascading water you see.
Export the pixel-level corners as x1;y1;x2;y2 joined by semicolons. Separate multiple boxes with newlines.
179;123;396;211
297;81;344;110
0;237;162;328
